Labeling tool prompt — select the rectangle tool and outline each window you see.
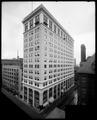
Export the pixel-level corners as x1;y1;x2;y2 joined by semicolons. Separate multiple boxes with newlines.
61;82;63;89
29;76;33;79
35;58;40;62
24;64;28;68
35;70;39;74
35;82;39;87
35;64;39;68
44;76;47;80
54;86;57;99
35;46;40;51
29;64;33;68
43;90;47;103
58;84;60;96
24;86;27;102
58;28;60;36
49;20;52;30
29;88;33;106
49;88;52;98
66;80;68;89
35;76;39;81
54;24;56;33
24;23;28;32
61;31;63;37
29;47;33;52
29;70;33;74
43;15;48;25
44;70;47;74
44;64;47;68
29;19;33;29
35;15;40;25
34;91;39;108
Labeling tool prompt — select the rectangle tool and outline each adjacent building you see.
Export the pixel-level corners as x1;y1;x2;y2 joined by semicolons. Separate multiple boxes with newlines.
22;4;74;110
77;54;95;105
2;58;23;97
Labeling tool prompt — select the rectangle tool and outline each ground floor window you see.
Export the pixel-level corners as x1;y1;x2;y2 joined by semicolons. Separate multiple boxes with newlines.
34;90;39;108
29;88;33;106
58;84;60;96
54;86;57;99
66;80;68;90
43;90;47;104
24;86;27;102
49;88;52;98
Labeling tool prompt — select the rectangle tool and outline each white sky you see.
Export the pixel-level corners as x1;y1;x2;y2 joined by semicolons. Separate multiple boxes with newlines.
2;1;95;65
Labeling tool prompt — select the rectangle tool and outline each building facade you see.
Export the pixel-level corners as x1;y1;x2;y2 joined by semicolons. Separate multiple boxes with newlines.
2;58;23;97
22;4;74;109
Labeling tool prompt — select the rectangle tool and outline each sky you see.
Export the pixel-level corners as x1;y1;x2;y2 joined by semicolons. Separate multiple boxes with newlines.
2;1;95;65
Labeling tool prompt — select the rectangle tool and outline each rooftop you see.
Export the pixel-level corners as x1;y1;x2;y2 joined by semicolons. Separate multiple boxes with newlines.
78;54;95;74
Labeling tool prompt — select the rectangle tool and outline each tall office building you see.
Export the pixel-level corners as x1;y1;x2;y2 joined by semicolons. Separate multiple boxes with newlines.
22;4;74;109
81;44;86;62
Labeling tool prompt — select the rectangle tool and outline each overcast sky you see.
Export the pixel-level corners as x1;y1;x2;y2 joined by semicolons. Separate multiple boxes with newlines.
2;1;95;65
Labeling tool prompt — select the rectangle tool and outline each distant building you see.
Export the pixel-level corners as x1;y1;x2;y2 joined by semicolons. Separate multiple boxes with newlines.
22;4;74;110
81;44;86;63
77;54;95;105
2;58;23;97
